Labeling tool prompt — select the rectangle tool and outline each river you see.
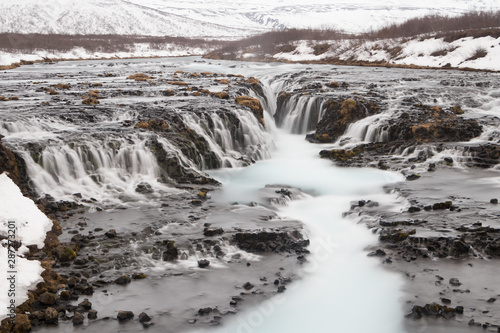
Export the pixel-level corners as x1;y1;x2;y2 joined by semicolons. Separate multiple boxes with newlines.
1;56;499;333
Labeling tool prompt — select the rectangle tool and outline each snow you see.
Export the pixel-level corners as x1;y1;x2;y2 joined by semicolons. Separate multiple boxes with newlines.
1;0;500;37
0;173;53;249
270;35;500;71
0;172;52;318
0;43;211;66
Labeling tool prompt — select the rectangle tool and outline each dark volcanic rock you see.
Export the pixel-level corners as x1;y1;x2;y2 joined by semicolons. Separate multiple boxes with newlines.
115;275;131;285
203;227;224;237
72;312;84;325
139;312;152;323
306;97;381;143
161;240;179;261
232;231;309;253
198;307;213;316
105;229;117;238
117;310;134;321
242;282;254;290
88;310;98;320
198;259;210;268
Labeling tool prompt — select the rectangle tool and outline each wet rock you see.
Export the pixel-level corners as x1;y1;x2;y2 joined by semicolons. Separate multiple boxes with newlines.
72;312;84;325
433;201;453;210
491;198;498;204
203;228;224;237
379;229;416;243
139;312;152;323
135;182;154;194
198;307;213;316
39;291;57;305
105;229;117;238
198;259;210;268
74;257;88;266
117;310;134;321
114;275;131;285
277;286;286;293
306;97;380;143
455;306;464;314
242;282;254;290
441;298;451;304
487;298;497;303
78;299;92;310
132;272;147;279
53;245;77;262
408;206;421;213
449;278;462;286
44;307;59;324
406;174;421;181
88;309;98;320
232;231;309;253
367;249;386;257
161;240;179;261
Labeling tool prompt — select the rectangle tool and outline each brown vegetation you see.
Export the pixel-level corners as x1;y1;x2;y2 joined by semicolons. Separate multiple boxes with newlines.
235;96;264;126
127;73;154;81
82;97;99;105
365;11;500;39
466;47;488;61
0;33;220;53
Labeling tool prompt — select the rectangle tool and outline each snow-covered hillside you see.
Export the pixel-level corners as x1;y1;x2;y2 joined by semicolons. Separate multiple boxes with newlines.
272;36;500;71
1;0;500;38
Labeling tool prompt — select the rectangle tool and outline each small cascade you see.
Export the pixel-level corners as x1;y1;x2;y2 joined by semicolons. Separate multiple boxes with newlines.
180;109;271;168
338;114;390;145
275;94;326;134
16;133;174;205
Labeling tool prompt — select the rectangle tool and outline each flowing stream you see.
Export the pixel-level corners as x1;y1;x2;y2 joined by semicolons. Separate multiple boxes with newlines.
202;129;406;333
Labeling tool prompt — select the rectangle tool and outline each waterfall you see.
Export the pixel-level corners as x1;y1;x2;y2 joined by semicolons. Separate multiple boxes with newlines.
275;94;326;134
338;114;390;144
180;109;271;169
15;134;173;205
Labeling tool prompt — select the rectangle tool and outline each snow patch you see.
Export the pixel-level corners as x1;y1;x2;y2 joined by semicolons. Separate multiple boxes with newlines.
0;172;52;319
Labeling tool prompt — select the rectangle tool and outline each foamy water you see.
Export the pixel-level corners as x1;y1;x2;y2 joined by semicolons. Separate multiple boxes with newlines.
203;131;407;333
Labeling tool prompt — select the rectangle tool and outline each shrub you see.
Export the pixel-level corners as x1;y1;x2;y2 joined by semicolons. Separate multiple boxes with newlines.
466;47;488;61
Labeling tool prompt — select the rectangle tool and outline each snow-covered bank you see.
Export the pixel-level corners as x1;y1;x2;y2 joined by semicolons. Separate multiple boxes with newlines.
0;173;52;318
271;34;500;71
0;43;212;67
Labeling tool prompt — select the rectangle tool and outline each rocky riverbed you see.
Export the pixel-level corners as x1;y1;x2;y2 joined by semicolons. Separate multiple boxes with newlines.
1;57;500;333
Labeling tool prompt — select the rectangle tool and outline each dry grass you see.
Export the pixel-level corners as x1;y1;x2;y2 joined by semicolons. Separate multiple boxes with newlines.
466;47;488;61
167;81;189;86
313;43;330;56
52;83;71;90
430;46;458;57
127;73;154;81
235;95;264;126
213;91;229;99
82;97;99;105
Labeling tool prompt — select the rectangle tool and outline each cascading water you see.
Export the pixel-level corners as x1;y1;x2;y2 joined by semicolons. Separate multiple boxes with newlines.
276;94;326;134
180;109;271;168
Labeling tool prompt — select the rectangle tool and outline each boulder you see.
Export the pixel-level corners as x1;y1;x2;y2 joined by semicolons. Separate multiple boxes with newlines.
198;259;210;268
72;312;84;325
117;310;134;321
44;307;59;324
